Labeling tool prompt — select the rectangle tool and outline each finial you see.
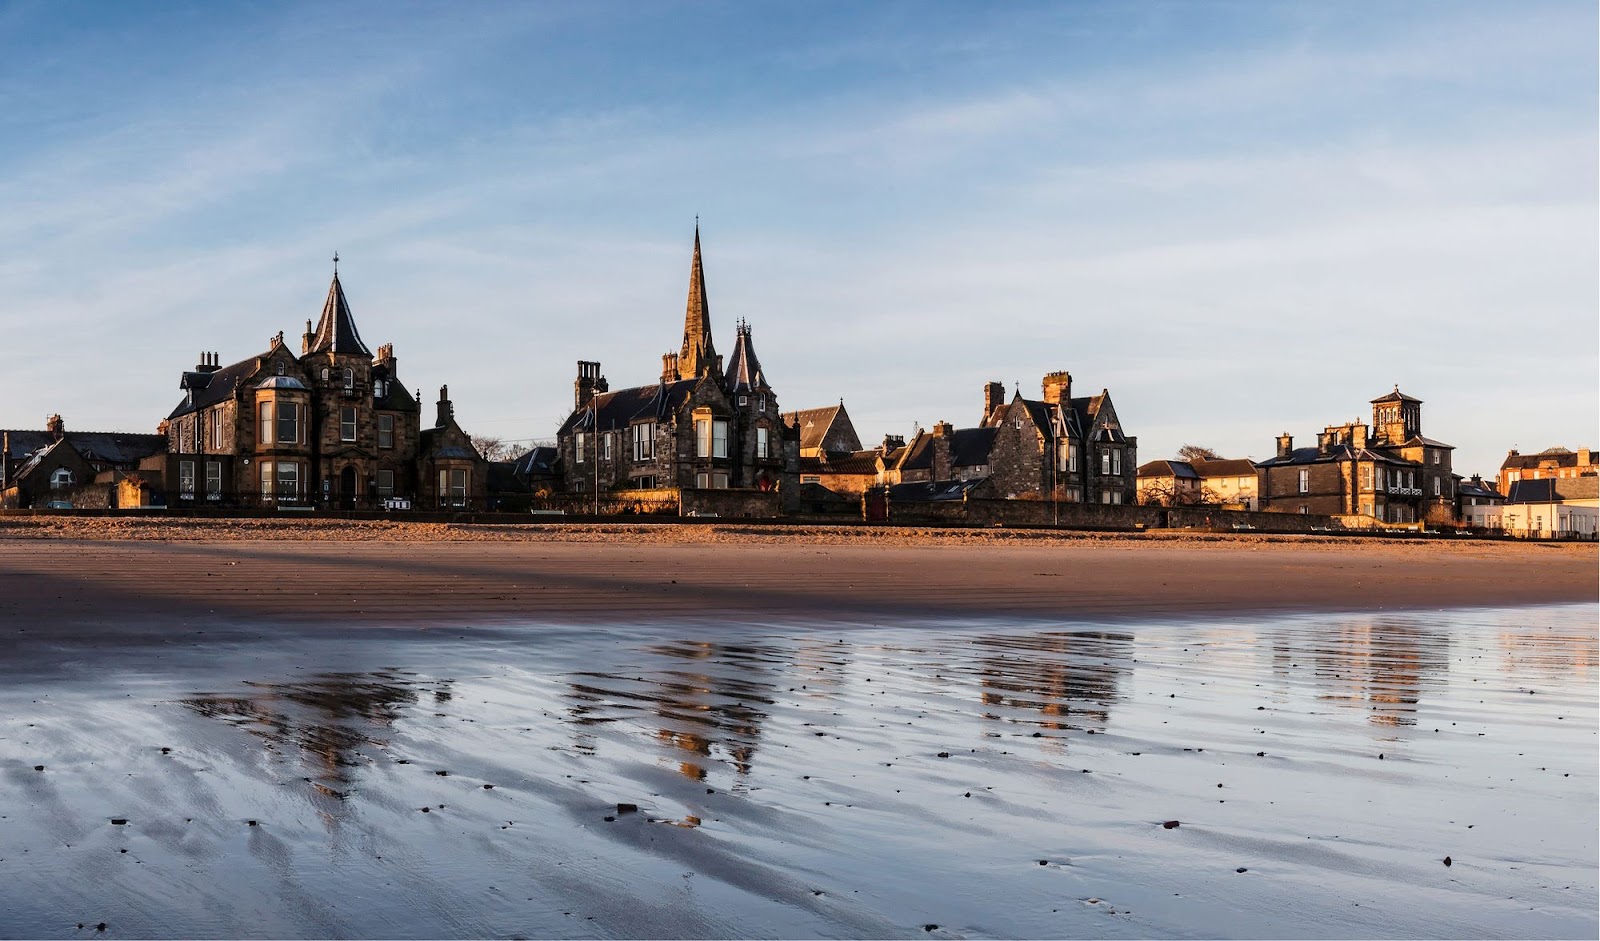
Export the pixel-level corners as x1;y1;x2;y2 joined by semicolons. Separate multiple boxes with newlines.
333;251;340;274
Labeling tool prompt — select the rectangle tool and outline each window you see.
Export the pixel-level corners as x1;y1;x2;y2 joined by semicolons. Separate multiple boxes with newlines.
277;402;299;445
51;467;74;490
321;368;329;381
1433;450;1441;465
191;417;201;454
378;414;394;449
738;395;748;406
343;368;354;391
602;432;613;462
696;472;709;489
1298;469;1309;493
258;401;273;444
575;432;587;463
275;361;285;376
205;461;221;497
374;379;385;398
695;418;711;458
1432;477;1440;497
758;393;766;412
713;420;728;459
757;427;769;459
260;462;273;500
632;423;655;461
438;468;467;507
1101;490;1112;505
1068;442;1079;473
209;409;222;449
713;472;729;489
1100;451;1110;475
340;406;356;443
633;475;656;489
1360;464;1373;490
277;462;299;499
1299;505;1309;515
1111;449;1121;476
377;469;395;497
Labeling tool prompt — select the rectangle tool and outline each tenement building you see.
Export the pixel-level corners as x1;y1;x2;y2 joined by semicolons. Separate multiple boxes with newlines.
555;227;799;499
160;269;486;509
1256;387;1455;523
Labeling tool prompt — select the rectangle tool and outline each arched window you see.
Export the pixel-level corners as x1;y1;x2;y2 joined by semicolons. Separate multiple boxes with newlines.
50;468;74;489
343;368;354;391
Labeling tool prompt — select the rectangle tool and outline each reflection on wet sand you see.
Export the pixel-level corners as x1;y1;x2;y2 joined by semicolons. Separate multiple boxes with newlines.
973;631;1133;730
1271;621;1450;728
180;670;453;792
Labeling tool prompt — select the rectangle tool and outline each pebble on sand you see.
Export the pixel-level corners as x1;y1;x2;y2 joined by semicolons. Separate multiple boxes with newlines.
1162;820;1180;829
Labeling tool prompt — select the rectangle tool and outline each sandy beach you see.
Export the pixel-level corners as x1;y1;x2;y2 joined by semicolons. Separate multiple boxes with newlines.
0;519;1594;637
2;520;1596;938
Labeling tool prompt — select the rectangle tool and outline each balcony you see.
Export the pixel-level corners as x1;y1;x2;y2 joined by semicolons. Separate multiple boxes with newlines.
1386;486;1422;497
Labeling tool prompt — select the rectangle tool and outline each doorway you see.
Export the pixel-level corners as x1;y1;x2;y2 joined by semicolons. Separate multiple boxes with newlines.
340;466;356;510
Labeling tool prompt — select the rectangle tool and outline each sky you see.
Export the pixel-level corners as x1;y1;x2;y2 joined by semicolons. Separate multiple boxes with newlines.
1;0;1594;478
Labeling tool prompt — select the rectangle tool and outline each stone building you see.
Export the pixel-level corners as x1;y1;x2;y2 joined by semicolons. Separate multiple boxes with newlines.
1498;447;1596;494
784;403;862;458
0;416;165;508
1256;387;1455;523
1137;457;1258;509
979;372;1137;503
555;227;799;501
160;269;486;509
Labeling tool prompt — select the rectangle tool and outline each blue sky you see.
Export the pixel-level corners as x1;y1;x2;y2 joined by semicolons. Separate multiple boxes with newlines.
1;0;1594;478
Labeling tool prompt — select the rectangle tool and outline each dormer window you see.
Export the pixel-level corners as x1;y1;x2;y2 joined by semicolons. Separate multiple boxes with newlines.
276;362;285;376
343;368;354;391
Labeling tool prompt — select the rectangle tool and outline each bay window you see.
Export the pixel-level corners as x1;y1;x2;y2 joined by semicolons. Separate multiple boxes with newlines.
277;402;300;445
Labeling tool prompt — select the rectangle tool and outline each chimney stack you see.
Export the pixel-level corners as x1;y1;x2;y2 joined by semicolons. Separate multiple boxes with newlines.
375;343;396;376
46;414;65;441
575;361;603;410
436;385;453;428
1276;433;1293;459
1041;371;1072;406
983;381;1006;423
302;320;314;355
661;352;680;384
931;422;953;480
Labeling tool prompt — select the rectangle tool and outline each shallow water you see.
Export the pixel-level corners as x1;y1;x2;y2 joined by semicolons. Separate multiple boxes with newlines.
2;604;1595;939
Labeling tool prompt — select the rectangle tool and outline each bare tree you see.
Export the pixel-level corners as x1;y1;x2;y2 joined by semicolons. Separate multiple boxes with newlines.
1177;444;1223;462
472;435;517;462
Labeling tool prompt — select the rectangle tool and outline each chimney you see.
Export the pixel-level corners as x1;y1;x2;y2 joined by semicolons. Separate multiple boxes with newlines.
879;434;905;456
983;381;1006;423
1316;431;1332;456
1041;371;1072;406
436;385;453;428
1276;433;1293;459
575;361;602;410
1579;448;1593;468
196;352;221;373
1351;423;1368;449
375;342;396;374
661;352;680;384
931;422;953;480
46;414;65;441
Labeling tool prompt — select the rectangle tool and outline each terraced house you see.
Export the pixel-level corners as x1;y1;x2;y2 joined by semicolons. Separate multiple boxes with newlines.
555;227;799;502
160;269;485;509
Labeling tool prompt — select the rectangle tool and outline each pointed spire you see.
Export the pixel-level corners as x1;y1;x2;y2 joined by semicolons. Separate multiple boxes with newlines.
309;267;372;357
724;318;768;393
678;222;717;380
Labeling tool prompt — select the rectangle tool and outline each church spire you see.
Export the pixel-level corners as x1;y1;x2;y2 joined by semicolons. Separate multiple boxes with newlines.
678;222;717;380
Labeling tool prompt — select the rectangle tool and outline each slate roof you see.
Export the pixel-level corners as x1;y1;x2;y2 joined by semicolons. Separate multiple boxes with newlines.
888;478;987;503
1502;447;1595;470
309;274;372;356
169;354;265;420
7;437;72;483
817;450;881;476
723;321;768;393
1137;460;1200;480
1505;477;1599;504
950;427;997;467
783;404;860;453
1191;458;1257;478
1458;479;1503;501
487;461;532;494
1371;387;1422;404
558;379;702;435
510;446;560;479
2;430;166;467
1257;445;1418;468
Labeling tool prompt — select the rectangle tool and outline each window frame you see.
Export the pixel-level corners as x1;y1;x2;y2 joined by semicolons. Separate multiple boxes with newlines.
339;406;357;443
205;460;222;497
378;414;394;449
276;401;299;446
258;400;273;445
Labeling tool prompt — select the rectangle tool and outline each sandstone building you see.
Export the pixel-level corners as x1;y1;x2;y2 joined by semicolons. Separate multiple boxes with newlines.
1498;446;1596;494
160;269;485;509
1256;387;1455;523
555;228;799;500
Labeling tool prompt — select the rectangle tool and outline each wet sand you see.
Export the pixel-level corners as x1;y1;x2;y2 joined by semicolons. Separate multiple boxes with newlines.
1;605;1595;938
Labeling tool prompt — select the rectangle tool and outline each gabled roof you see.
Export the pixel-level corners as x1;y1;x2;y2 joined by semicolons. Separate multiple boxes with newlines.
3;430;166;466
510;446;560;479
309;274;372;357
723;321;768;393
8;437;74;483
558;379;703;435
782;403;861;453
1506;477;1599;504
1458;479;1503;500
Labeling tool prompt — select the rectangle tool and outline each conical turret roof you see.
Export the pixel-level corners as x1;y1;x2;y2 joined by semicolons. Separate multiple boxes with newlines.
724;319;768;392
309;273;372;356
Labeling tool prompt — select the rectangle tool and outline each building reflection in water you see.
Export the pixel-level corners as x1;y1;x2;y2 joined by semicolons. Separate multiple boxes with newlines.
972;631;1134;732
180;670;450;794
1272;619;1449;728
564;641;778;781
